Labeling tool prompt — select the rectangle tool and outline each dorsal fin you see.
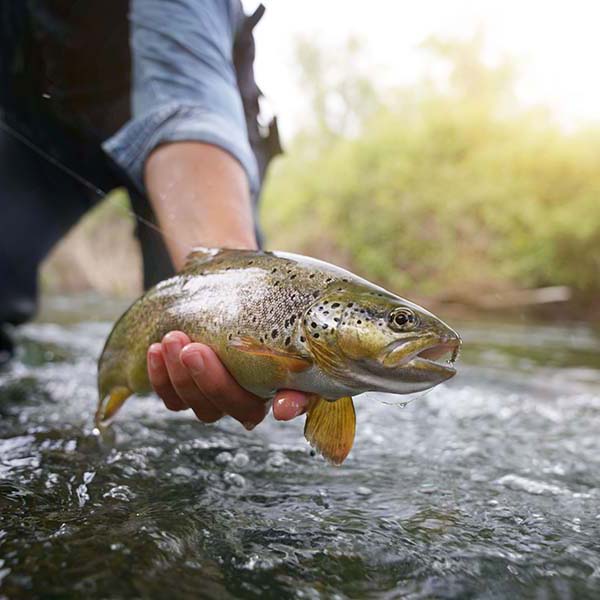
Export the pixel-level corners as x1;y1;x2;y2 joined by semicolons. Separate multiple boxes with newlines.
182;247;267;273
182;247;224;271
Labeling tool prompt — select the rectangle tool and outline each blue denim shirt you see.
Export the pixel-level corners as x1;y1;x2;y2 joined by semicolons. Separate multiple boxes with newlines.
102;0;259;196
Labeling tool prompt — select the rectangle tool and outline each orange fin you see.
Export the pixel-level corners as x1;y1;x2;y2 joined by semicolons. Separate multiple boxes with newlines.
304;396;356;465
230;336;312;373
95;385;132;428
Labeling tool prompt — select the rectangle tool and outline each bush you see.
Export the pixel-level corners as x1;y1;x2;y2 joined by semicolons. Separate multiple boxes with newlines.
261;40;600;304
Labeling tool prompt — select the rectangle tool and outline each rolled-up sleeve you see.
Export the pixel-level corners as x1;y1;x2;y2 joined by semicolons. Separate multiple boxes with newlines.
102;0;259;195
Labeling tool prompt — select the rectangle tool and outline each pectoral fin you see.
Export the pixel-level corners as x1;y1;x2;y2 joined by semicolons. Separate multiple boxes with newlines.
230;336;312;373
95;385;132;428
304;396;356;465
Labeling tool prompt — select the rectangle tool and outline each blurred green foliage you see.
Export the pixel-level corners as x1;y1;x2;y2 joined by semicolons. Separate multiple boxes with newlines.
261;34;600;303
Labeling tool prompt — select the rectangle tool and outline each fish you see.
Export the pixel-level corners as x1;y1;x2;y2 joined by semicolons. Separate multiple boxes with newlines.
97;247;461;465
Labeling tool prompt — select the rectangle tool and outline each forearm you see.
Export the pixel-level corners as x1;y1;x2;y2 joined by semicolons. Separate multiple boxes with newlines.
144;141;258;270
144;141;310;426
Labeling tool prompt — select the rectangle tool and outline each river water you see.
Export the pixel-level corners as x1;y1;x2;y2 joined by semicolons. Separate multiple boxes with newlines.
1;295;599;599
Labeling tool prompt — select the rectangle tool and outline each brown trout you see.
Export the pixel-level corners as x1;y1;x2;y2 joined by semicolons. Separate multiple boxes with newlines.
97;248;461;464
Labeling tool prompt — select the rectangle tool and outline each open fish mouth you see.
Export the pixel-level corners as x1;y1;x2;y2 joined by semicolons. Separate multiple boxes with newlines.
381;336;461;374
413;339;461;373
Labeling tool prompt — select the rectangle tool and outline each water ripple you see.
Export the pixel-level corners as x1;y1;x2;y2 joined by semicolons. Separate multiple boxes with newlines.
1;306;600;598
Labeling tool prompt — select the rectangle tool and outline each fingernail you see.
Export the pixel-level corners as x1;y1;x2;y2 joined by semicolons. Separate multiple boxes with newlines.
148;350;161;370
164;336;182;360
278;397;305;418
181;349;204;373
243;421;257;431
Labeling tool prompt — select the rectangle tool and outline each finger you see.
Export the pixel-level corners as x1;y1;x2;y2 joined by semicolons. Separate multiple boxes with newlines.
177;344;224;422
272;390;311;421
180;343;268;429
147;343;186;411
161;332;223;423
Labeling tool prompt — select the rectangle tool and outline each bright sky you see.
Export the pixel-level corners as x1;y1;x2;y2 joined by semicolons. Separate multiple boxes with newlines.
243;0;600;143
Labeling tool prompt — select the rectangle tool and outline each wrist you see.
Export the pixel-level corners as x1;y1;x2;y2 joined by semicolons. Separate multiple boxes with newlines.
144;141;258;271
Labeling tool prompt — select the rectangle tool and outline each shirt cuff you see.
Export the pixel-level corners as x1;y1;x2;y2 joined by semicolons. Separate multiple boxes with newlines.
102;101;259;196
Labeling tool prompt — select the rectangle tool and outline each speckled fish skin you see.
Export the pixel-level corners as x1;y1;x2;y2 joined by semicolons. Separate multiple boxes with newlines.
97;248;461;461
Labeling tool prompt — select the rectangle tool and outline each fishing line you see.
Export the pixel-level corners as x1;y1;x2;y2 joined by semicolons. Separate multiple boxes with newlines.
0;118;177;246
375;387;434;408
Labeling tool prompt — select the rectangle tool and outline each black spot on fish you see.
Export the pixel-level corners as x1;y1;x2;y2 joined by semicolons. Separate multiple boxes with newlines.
318;306;323;311
228;333;233;341
274;281;280;286
322;324;328;329
334;317;340;322
312;291;319;298
259;337;264;343
311;322;317;328
331;302;340;308
300;336;306;342
290;315;296;324
348;302;354;307
271;267;277;273
323;301;329;305
252;316;257;323
285;336;291;346
323;311;329;316
271;329;278;339
290;273;297;279
325;278;333;283
313;333;320;339
247;260;254;265
357;320;362;325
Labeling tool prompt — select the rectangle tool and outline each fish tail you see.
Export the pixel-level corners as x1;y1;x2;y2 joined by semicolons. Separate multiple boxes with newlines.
95;384;133;429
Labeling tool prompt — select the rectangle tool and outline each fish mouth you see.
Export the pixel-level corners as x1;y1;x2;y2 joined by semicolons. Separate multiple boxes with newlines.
413;339;461;375
381;335;461;375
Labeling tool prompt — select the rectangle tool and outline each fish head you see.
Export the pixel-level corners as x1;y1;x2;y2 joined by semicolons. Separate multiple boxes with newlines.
303;283;461;395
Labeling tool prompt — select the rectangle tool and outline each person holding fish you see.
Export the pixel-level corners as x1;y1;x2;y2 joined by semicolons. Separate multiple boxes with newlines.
0;1;318;427
0;1;460;463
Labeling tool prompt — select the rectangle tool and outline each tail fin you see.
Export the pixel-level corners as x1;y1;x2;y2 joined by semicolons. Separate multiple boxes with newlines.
95;385;133;429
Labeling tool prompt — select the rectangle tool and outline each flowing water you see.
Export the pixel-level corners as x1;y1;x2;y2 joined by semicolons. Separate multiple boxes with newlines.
1;294;600;599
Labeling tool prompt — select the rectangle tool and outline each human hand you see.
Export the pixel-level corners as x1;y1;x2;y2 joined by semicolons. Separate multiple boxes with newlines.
147;331;311;429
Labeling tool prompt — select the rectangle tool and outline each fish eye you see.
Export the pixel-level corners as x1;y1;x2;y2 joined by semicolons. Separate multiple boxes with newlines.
389;308;418;331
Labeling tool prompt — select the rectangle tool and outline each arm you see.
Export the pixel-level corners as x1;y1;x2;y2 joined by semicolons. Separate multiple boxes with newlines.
144;141;310;426
103;1;308;426
144;142;256;269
